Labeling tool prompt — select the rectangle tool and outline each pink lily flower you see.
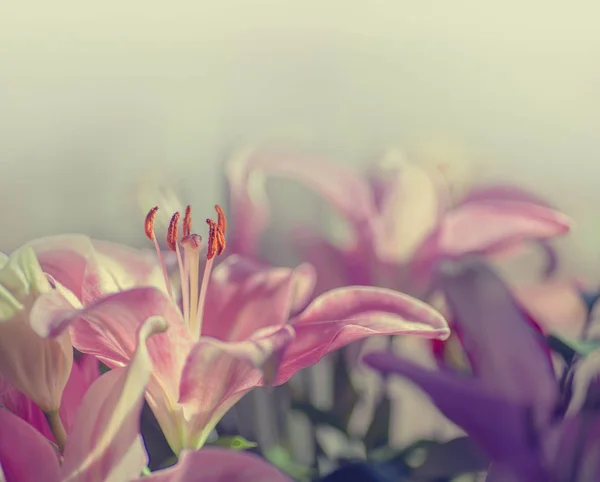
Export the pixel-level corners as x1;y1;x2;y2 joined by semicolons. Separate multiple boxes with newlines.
0;244;84;448
0;316;291;482
0;353;100;444
0;316;167;482
225;147;571;297
31;205;450;454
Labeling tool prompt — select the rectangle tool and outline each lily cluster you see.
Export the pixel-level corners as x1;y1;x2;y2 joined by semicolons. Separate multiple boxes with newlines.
0;145;590;481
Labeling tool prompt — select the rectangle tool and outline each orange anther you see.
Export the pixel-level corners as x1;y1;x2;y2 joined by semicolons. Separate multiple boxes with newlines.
167;212;180;252
183;205;192;237
144;206;159;241
215;204;227;235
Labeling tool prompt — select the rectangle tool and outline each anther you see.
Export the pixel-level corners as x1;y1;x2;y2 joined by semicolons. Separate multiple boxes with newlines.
144;206;159;240
206;219;218;260
215;204;227;234
167;212;180;252
183;205;192;237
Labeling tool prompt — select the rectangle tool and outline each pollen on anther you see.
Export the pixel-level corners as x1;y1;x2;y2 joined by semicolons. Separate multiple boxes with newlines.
183;205;192;237
206;219;218;260
144;206;159;240
167;212;180;252
216;228;226;255
215;204;227;234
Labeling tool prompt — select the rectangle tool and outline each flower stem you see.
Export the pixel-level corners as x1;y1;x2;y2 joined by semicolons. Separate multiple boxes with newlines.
45;410;67;453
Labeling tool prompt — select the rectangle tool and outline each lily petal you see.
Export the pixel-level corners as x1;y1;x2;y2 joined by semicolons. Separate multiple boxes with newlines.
0;409;61;482
363;352;548;482
60;316;167;481
203;255;316;341
291;228;372;294
30;235;167;304
459;184;554;207
142;448;292;482
411;199;571;284
32;287;193;454
178;325;295;449
0;246;73;412
441;260;558;408
274;286;450;384
513;281;587;338
368;150;441;262
28;235;98;303
226;148;377;255
0;353;99;443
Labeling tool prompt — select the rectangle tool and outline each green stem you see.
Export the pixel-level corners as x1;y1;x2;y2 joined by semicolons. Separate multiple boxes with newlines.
141;467;152;476
45;410;67;453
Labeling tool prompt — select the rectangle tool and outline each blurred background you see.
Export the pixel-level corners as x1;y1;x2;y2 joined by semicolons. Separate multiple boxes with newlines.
2;1;600;280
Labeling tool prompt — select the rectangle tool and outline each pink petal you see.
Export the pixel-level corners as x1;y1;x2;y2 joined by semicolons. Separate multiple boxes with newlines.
178;325;295;449
368;153;441;262
291;228;372;295
0;246;74;412
29;234;97;303
411;199;571;284
202;255;316;341
226;148;377;256
459;184;553;207
512;282;587;338
59;354;101;434
0;409;61;482
30;235;166;305
91;239;168;293
273;286;450;384
32;287;193;453
0;376;54;440
60;316;167;481
0;354;100;443
142;448;292;482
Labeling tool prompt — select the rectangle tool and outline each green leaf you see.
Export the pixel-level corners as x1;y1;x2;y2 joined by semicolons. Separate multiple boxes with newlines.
546;334;600;364
264;445;314;482
211;435;258;451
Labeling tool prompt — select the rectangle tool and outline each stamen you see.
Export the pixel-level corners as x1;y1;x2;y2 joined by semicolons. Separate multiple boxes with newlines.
182;234;202;336
144;206;159;240
144;207;172;297
206;219;219;260
216;228;226;255
167;212;180;252
183;205;192;237
194;213;227;339
168;212;190;328
215;204;227;234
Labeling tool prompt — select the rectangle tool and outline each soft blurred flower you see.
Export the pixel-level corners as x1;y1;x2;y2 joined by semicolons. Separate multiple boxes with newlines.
225;147;570;296
0;353;99;444
29;205;450;454
364;259;600;482
0;245;77;417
